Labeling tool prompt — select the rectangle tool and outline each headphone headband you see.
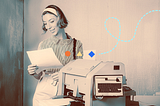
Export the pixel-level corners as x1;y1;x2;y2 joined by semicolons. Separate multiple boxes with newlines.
43;8;57;16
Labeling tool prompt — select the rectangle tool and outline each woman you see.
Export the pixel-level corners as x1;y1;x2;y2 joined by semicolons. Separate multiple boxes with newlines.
27;5;83;106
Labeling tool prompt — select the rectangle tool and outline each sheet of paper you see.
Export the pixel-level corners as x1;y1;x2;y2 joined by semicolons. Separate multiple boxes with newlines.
27;48;63;74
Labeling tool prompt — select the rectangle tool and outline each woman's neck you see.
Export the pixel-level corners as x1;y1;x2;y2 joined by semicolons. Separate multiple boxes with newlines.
54;29;66;40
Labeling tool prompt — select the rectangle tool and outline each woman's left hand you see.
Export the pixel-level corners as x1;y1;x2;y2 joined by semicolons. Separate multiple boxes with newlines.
51;72;59;81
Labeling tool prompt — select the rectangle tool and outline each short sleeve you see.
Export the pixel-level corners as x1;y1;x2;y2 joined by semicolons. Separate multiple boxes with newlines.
75;40;83;59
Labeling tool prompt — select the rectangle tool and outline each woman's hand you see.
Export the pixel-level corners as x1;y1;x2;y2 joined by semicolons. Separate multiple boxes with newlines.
27;64;39;75
51;72;59;81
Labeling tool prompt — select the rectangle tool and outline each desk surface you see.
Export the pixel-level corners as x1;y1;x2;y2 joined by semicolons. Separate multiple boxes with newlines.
124;90;136;96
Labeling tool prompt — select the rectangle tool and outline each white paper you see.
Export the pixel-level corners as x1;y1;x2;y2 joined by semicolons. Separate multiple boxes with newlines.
27;48;63;74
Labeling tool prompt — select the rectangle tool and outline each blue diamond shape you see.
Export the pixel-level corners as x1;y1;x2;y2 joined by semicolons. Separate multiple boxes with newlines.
88;51;95;58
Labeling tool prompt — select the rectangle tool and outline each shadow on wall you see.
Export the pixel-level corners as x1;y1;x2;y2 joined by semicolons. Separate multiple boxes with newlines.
0;51;23;106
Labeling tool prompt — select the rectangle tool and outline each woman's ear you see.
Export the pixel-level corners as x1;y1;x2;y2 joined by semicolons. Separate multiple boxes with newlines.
42;24;47;32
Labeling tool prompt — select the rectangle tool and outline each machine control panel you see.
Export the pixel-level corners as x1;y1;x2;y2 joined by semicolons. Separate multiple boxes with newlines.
94;75;123;97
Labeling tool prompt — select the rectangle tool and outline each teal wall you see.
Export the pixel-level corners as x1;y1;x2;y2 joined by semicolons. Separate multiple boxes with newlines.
0;0;24;106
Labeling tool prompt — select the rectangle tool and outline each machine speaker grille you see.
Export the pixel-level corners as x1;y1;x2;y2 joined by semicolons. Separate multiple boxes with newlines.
98;83;121;93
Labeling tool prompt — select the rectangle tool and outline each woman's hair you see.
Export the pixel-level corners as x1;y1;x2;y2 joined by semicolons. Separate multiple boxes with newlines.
42;5;68;33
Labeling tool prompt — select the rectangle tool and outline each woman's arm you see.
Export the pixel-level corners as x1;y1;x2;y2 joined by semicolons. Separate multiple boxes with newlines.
33;71;43;80
27;41;44;80
27;64;43;80
38;41;43;50
33;41;43;80
45;68;61;74
76;40;83;59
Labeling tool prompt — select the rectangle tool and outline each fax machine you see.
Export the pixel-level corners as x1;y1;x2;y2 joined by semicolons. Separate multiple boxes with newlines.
58;59;127;106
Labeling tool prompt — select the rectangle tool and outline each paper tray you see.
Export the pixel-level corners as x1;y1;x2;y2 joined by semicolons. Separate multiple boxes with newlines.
63;59;102;77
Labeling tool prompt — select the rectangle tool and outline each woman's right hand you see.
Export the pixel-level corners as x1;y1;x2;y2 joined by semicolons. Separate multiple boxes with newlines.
27;64;39;75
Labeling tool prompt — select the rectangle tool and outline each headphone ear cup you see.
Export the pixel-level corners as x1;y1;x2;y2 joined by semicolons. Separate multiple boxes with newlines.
73;38;77;60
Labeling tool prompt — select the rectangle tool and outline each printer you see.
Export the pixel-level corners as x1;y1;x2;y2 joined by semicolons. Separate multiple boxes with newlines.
57;59;128;106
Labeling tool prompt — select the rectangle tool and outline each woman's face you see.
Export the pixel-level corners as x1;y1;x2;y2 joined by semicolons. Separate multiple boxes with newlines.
43;13;60;36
